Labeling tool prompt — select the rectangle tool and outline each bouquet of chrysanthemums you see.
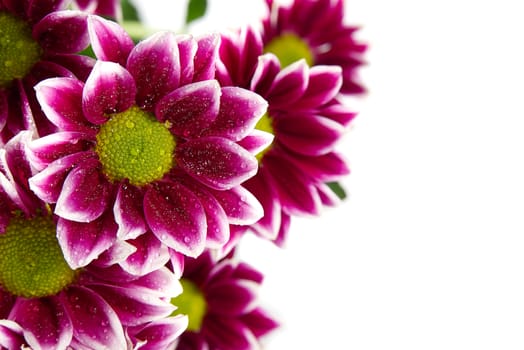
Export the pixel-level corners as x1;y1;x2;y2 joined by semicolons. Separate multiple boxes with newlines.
0;0;365;348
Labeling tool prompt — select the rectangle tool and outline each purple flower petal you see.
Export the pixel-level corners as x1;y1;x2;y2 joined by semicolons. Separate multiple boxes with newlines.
26;132;92;170
55;158;111;222
205;316;257;350
128;316;188;350
208;185;263;225
57;212;118;268
87;15;134;66
249;54;281;97
0;89;8;132
241;308;280;338
266;59;309;107
114;182;147;240
264;155;321;215
87;283;175;326
176;35;198;85
176;137;258;190
130;267;182;297
28;151;96;203
94;240;136;268
26;0;69;22
275;114;344;156
193;33;219;82
9;297;72;350
284;151;350;182
297;65;343;109
155;80;220;138
0;320;24;350
237;129;274;155
62;286;126;350
207;280;258;316
127;31;180;110
34;77;96;136
203;87;268;141
120;233;170;276
82;61;136;124
144;181;206;257
33;10;89;54
316;182;342;207
48;53;96;82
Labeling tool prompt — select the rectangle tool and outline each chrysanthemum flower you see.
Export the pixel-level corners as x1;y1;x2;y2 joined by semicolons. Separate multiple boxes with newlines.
261;0;366;94
171;251;279;350
27;16;268;269
0;1;93;143
217;26;354;244
0;132;184;350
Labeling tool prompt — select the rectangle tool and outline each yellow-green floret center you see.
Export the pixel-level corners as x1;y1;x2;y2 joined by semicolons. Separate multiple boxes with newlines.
0;215;77;298
264;33;313;68
255;112;274;162
171;279;207;332
0;12;43;87
95;106;176;186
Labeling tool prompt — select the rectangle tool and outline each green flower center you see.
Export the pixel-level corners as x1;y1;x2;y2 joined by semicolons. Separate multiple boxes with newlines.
255;112;274;162
95;106;176;186
0;215;77;298
264;33;313;68
171;279;207;332
0;12;43;88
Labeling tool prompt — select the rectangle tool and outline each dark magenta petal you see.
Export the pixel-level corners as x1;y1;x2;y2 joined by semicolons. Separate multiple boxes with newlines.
266;59;309;107
94;240;136;268
75;0;122;20
82;61;136;124
285;151;350;182
0;91;7;132
193;33;219;82
87;283;175;326
26;0;69;22
207;280;258;315
276;114;344;156
130;267;182;297
316;182;342;207
128;316;188;350
264;155;321;215
120;233;170;276
49;53;96;82
114;182;147;240
155;80;220;138
237;129;274;155
208;185;263;225
241;308;280;338
297;65;343;109
243;168;281;240
28;151;96;203
233;262;264;284
273;212;290;247
250;54;281;97
62;286;126;349
176;137;258;190
176;35;197;85
35;77;95;135
203;87;267;141
87;15;134;66
206;316;257;350
55;158;111;222
127;31;180;110
0;320;24;350
26;132;92;170
9;297;72;350
144;181;206;257
33;11;89;54
57;212;118;268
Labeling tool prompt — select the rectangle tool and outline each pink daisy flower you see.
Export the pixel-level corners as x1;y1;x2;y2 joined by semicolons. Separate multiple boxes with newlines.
262;0;367;94
0;132;184;350
0;0;94;142
217;27;354;244
172;251;279;350
27;16;268;269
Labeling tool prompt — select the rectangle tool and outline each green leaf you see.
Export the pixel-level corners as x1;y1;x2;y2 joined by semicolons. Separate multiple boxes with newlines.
186;0;208;26
121;0;140;22
326;182;347;200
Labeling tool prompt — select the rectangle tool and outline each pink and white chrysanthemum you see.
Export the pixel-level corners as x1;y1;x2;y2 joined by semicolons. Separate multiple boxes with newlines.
171;251;279;350
262;0;366;94
0;0;94;143
0;132;185;350
217;27;354;245
27;16;268;269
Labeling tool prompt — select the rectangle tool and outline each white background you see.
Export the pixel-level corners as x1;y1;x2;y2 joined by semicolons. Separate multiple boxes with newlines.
133;1;524;348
